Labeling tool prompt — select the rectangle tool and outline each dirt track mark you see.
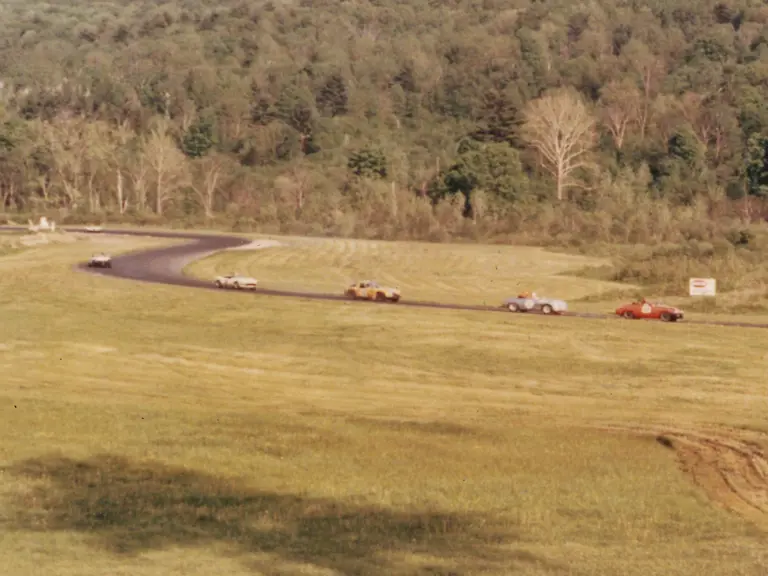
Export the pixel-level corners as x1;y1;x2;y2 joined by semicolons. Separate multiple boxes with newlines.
672;432;768;523
600;424;768;530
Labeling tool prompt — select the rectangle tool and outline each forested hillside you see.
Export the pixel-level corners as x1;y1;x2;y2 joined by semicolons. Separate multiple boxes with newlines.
1;0;768;244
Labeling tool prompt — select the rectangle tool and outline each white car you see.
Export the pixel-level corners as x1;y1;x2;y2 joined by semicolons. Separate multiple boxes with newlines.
84;225;103;233
214;273;259;290
87;253;112;268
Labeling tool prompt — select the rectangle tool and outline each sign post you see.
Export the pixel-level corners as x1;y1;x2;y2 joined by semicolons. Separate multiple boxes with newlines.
689;278;716;297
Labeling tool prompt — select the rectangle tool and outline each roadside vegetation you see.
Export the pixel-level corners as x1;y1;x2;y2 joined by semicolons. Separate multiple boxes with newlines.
1;239;767;575
2;0;768;308
564;229;768;312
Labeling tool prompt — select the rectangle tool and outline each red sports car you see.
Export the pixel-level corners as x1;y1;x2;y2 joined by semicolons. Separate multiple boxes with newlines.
615;298;684;322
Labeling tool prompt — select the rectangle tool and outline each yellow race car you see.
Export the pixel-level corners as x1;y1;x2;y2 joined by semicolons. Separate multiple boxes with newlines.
345;280;401;302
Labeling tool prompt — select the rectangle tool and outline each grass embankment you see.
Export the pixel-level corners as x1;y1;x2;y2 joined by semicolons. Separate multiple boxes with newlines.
564;231;768;316
185;232;768;324
12;209;768;315
0;233;767;575
185;235;636;310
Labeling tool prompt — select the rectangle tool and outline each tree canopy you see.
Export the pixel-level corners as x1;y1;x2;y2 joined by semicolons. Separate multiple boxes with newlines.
0;0;767;239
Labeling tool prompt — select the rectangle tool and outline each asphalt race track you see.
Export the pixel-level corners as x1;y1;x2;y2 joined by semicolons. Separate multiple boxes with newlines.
3;225;768;330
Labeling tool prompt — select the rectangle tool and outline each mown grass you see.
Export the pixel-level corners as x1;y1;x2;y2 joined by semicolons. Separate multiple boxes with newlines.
185;232;768;323
185;234;637;308
1;233;767;575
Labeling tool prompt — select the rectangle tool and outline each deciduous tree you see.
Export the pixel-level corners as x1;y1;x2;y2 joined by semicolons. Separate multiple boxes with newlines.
622;39;666;140
41;117;89;208
190;152;228;219
98;120;134;214
521;88;596;200
143;118;189;215
598;79;640;150
274;162;313;218
442;141;529;209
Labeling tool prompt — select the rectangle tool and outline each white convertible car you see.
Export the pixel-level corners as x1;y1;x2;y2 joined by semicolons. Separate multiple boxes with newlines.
88;253;112;268
214;273;259;290
84;225;103;233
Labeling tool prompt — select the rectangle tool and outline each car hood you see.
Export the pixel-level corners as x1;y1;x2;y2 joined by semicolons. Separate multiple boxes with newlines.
652;303;681;312
353;285;399;292
505;297;565;304
219;276;256;281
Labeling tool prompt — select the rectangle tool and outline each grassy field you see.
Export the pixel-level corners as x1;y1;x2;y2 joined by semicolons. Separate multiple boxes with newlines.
1;231;767;575
185;234;638;309
184;233;768;324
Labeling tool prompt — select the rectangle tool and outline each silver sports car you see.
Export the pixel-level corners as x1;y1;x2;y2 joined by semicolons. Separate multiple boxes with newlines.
502;292;567;315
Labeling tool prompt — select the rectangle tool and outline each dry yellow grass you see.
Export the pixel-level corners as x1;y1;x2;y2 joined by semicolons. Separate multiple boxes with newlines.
0;232;767;575
185;234;637;306
185;234;768;323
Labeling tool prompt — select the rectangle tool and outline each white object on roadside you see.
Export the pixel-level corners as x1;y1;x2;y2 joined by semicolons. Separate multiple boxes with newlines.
689;278;716;296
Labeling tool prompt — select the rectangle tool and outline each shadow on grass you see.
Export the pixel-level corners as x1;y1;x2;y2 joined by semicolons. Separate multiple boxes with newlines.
2;453;545;575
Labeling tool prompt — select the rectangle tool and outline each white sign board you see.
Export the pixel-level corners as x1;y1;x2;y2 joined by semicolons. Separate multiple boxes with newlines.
689;278;716;296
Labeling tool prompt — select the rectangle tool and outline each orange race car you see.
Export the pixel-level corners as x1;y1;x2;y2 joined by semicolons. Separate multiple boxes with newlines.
344;280;401;302
615;298;684;322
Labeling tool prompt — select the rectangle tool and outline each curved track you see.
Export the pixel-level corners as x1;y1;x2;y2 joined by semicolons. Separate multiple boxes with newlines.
3;225;768;329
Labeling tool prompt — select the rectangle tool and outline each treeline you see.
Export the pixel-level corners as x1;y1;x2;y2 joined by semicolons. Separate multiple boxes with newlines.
1;0;768;245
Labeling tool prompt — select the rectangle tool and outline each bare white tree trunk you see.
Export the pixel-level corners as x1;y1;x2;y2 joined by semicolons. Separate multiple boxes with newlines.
131;159;149;213
145;119;190;215
522;88;597;201
191;156;224;219
116;169;126;213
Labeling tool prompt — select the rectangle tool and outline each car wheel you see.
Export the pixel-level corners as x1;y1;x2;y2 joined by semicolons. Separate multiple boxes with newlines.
508;303;519;312
660;312;672;322
376;292;386;301
622;311;634;319
215;281;222;288
234;282;240;289
541;304;553;314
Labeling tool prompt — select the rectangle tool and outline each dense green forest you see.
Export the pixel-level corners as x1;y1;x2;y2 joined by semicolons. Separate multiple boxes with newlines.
1;0;768;248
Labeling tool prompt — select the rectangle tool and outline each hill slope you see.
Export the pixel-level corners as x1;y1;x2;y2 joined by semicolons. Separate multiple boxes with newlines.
0;0;767;237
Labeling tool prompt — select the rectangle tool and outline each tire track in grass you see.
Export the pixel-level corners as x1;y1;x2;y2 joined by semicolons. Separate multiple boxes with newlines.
598;423;768;530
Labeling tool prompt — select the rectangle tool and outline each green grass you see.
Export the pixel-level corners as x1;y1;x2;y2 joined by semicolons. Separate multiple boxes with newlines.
185;234;637;307
184;233;768;324
1;232;767;575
